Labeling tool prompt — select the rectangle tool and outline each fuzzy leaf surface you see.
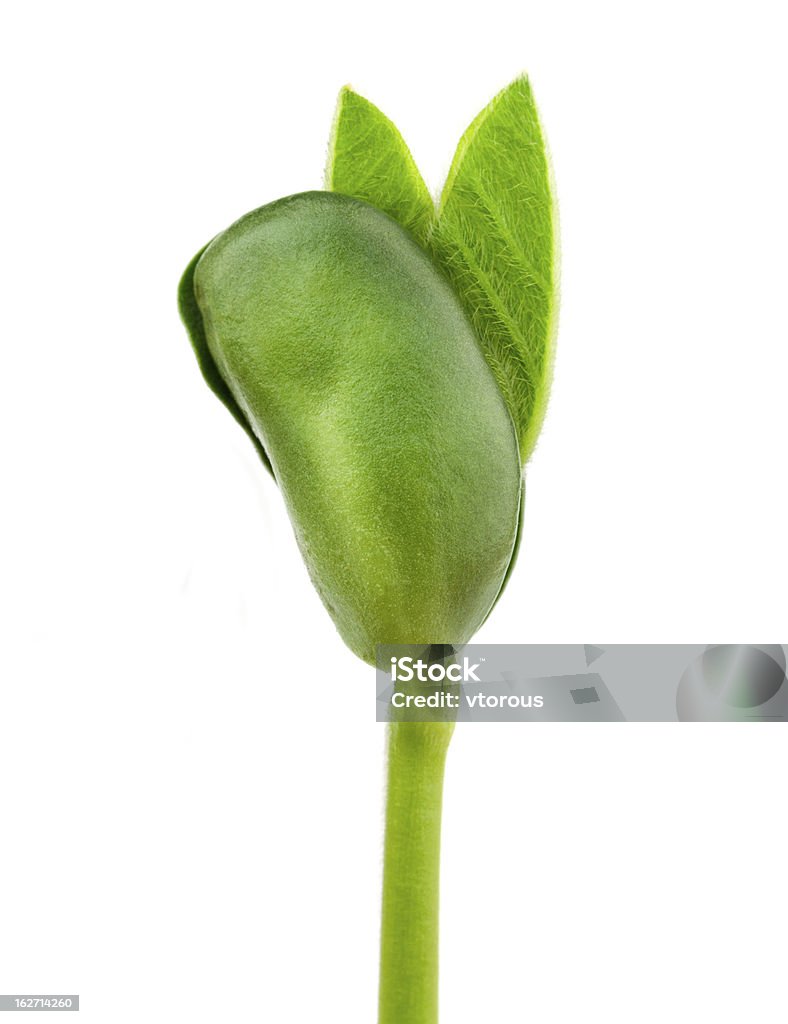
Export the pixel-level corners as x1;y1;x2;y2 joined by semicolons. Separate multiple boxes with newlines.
431;76;559;463
326;87;434;246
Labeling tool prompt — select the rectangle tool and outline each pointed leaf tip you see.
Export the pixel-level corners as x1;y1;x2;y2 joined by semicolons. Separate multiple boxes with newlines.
325;88;435;246
431;76;559;464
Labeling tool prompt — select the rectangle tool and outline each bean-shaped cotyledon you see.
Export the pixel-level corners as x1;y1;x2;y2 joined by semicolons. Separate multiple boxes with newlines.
180;191;522;664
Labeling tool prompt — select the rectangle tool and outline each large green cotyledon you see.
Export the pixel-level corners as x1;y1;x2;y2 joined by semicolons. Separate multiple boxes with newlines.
181;191;521;664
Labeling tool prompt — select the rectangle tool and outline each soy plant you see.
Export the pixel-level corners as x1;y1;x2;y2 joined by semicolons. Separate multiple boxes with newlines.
179;75;558;1024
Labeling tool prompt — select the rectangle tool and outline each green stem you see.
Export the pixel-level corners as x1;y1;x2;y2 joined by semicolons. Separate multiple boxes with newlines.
379;720;454;1024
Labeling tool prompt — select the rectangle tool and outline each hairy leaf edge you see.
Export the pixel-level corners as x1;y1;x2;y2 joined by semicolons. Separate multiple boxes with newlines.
325;86;435;244
432;74;562;465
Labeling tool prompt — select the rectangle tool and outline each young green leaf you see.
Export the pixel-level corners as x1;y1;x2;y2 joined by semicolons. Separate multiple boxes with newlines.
326;87;435;246
430;76;559;464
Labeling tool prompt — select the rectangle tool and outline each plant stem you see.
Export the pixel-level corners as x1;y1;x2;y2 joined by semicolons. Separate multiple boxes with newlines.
378;720;454;1024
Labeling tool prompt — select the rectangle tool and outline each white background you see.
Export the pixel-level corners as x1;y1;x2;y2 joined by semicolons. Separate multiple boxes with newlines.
1;2;787;1022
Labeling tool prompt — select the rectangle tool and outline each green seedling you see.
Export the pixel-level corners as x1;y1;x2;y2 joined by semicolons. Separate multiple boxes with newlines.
179;75;558;1024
